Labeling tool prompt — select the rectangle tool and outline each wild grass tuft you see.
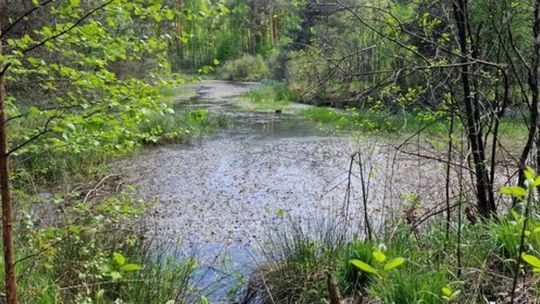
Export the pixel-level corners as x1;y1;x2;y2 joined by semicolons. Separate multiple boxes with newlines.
238;83;296;112
138;108;228;145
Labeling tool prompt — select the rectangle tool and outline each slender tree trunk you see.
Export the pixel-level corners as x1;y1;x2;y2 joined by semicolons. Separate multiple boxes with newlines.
453;0;496;217
174;0;184;62
0;2;18;302
533;1;540;189
445;103;455;240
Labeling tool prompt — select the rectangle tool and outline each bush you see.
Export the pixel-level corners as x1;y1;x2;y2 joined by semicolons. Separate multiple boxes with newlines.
220;54;270;81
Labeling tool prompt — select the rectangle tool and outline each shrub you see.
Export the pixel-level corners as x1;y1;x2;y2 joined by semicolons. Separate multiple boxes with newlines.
220;54;270;81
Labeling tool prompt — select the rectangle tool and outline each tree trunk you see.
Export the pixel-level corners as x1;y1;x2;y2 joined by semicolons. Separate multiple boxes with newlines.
0;2;18;303
174;0;184;63
452;0;496;217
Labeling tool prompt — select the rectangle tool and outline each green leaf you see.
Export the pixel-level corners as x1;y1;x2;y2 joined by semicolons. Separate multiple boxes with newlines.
350;259;378;274
69;0;80;7
165;10;175;21
110;271;122;281
500;186;527;198
384;257;406;271
213;58;220;65
113;252;126;266
153;13;163;22
524;167;536;180
372;250;387;263
100;264;112;274
122;263;143;272
522;254;540;268
149;4;162;11
96;289;105;301
442;286;453;297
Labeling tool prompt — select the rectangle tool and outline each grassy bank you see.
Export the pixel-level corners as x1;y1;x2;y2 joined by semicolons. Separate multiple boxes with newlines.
140;84;229;145
1;183;203;303
302;107;528;139
247;206;540;303
238;83;528;141
12;82;227;189
234;82;295;112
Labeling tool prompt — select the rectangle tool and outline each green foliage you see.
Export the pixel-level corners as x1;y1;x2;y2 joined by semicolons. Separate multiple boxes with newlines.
1;188;197;303
341;241;373;293
302;107;383;133
252;199;540;303
441;285;462;303
301;107;422;135
499;167;540;277
5;0;184;188
254;221;350;303
350;246;406;276
220;54;270;81
522;254;540;272
368;268;448;304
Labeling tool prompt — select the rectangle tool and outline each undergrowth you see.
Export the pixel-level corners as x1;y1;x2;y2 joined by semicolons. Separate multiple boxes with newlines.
302;106;528;139
2;185;199;303
248;185;540;304
11;82;225;189
138;107;228;145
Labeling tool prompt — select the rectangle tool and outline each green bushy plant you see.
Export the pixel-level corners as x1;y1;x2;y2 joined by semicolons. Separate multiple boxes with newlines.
340;240;374;293
220;54;270;81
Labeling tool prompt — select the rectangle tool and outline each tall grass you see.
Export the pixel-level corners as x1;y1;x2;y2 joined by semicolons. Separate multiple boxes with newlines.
250;219;352;303
138;108;228;145
238;83;296;112
246;212;540;303
302;106;529;139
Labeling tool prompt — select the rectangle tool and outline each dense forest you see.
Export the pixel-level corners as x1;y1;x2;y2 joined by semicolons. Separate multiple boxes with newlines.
2;0;540;303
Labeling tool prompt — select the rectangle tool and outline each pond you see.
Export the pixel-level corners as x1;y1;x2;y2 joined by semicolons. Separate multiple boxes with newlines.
118;80;447;301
